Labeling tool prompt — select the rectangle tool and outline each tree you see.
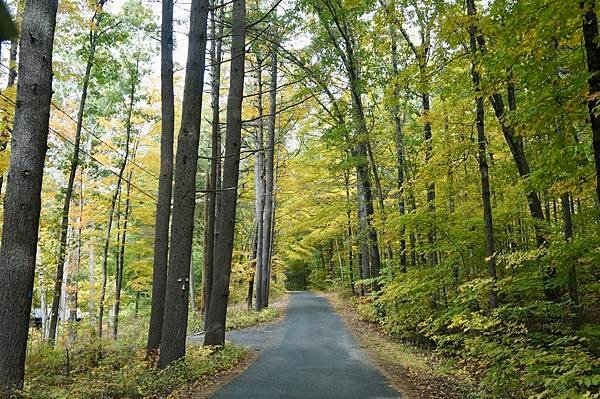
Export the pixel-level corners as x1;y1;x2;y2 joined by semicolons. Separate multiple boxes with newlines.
98;56;140;339
202;0;224;328
147;0;174;355
159;0;210;368
204;0;247;346
0;0;58;391
48;0;107;346
580;0;600;205
467;0;497;308
261;45;277;306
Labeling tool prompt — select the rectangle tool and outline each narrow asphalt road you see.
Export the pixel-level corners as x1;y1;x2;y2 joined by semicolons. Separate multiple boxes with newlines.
211;291;400;399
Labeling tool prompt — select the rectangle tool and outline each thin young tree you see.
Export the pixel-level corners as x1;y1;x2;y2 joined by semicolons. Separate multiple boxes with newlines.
158;0;210;368
0;0;59;391
97;57;139;338
467;0;497;308
204;0;247;346
147;0;174;355
48;0;107;345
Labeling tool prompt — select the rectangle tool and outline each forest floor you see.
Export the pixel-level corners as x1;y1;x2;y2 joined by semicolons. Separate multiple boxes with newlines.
324;293;475;399
21;300;288;399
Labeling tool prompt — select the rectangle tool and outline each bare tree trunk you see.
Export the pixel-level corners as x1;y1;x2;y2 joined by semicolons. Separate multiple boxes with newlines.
202;0;224;328
88;239;95;323
580;0;600;205
190;251;196;312
159;0;210;368
113;164;134;339
467;0;497;308
0;0;58;391
247;223;257;310
261;47;277;307
98;60;138;339
390;21;407;273
147;0;175;355
561;193;580;321
253;58;266;310
49;1;106;345
204;0;246;346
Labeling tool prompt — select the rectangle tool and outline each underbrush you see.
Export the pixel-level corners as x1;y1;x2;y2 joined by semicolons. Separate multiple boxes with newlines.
357;264;600;399
188;304;283;334
22;337;246;399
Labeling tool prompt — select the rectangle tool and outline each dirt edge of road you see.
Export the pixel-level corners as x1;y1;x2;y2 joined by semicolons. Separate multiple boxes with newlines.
324;292;474;399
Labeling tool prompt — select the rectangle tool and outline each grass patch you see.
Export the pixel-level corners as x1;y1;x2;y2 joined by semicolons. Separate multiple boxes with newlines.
22;339;246;399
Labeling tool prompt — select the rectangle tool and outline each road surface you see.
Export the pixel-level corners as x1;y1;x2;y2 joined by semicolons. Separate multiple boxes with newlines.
210;291;400;398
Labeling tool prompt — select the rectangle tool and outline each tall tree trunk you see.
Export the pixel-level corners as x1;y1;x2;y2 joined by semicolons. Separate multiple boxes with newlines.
49;2;105;345
190;251;196;312
261;47;277;307
147;0;175;355
98;61;138;339
159;0;210;368
561;193;580;321
247;224;257;309
88;239;95;323
202;0;224;329
468;0;497;308
203;0;246;346
580;0;600;205
473;26;558;301
253;58;266;310
113;164;134;339
0;0;58;391
423;90;438;266
390;21;407;273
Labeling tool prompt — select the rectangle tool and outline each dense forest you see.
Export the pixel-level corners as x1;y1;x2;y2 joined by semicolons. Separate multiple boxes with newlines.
0;0;599;397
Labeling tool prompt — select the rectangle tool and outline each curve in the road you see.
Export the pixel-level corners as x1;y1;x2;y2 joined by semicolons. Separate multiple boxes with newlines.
211;291;401;399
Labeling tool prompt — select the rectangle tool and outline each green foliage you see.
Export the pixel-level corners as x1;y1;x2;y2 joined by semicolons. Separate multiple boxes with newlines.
22;338;245;399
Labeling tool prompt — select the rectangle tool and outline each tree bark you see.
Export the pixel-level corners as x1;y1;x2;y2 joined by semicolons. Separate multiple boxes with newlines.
467;0;497;308
147;0;175;355
202;0;224;329
253;57;266;310
203;0;246;346
261;47;277;307
561;193;580;320
580;0;600;205
159;0;210;368
49;2;105;346
113;163;134;339
0;0;58;391
390;20;407;273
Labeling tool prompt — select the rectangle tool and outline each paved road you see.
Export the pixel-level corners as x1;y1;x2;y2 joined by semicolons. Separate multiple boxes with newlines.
211;292;400;399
